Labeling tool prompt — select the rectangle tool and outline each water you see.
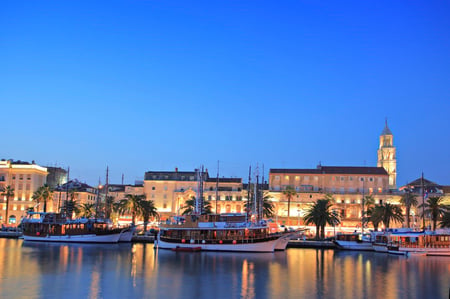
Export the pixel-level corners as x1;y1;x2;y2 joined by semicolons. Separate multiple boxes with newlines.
0;239;448;299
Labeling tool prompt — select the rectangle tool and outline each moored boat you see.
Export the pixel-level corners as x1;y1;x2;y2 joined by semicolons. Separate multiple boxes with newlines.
157;214;288;252
387;230;450;256
21;212;124;243
333;232;374;251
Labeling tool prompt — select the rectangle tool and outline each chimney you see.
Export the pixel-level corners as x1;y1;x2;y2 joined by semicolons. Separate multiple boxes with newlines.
175;167;178;172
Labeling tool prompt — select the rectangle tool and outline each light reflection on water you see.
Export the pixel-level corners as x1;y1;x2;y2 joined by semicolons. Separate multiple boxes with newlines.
0;239;448;299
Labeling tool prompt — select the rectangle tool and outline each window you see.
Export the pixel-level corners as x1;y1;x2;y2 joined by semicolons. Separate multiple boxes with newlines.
369;177;373;182
360;177;364;182
236;205;241;213
163;203;167;209
152;186;155;190
341;177;345;181
285;176;289;180
164;186;168;191
295;176;300;181
349;176;353;181
208;195;212;201
163;194;167;199
275;176;280;180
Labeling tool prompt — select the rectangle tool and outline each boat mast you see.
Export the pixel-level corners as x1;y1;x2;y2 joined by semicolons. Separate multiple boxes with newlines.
65;167;70;217
361;176;365;236
216;161;219;214
261;164;265;221
195;166;204;215
421;172;425;229
254;164;259;222
105;166;109;219
247;166;251;222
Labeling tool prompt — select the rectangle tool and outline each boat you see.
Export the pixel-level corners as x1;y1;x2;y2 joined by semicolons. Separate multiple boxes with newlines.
21;212;126;243
333;232;374;251
157;214;290;252
386;230;450;256
118;225;135;242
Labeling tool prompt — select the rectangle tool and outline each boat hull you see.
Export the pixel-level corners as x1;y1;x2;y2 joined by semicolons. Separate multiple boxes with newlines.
274;233;295;251
23;233;121;243
157;237;278;252
334;240;374;251
118;227;135;242
372;243;388;253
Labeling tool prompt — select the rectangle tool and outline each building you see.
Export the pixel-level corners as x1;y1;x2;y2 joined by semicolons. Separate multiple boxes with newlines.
52;179;99;213
268;165;395;228
143;168;244;219
377;120;397;189
0;159;48;225
45;166;68;189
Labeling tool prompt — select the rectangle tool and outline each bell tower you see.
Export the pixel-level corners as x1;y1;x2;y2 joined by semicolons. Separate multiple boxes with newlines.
377;119;396;189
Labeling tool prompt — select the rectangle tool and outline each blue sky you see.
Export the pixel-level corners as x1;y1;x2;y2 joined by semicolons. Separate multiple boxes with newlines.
1;1;449;186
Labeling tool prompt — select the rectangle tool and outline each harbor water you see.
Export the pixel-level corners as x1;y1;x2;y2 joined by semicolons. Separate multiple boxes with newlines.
0;239;448;299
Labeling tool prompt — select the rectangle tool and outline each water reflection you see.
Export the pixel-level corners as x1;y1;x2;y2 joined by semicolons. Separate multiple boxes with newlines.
0;239;448;299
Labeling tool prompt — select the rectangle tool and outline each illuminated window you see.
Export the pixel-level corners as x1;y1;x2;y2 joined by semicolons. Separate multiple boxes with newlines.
295;176;300;181
285;176;289;180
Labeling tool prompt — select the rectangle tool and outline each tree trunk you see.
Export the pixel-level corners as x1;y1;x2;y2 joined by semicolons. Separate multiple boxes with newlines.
405;206;410;228
315;226;320;240
5;197;9;225
287;197;291;226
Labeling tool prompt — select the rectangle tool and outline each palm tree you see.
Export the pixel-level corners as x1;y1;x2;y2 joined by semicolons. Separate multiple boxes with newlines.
367;204;384;231
76;203;95;218
379;203;404;229
356;194;375;230
181;197;212;215
1;185;14;225
65;189;78;219
399;192;418;228
282;186;297;226
32;187;44;212
41;185;53;212
419;196;447;231
303;197;340;240
439;210;450;228
140;200;159;232
116;194;146;224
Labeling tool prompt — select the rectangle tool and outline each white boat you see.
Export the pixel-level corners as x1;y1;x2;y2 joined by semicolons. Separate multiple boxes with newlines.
21;212;124;243
157;214;289;252
118;226;135;242
334;233;374;251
